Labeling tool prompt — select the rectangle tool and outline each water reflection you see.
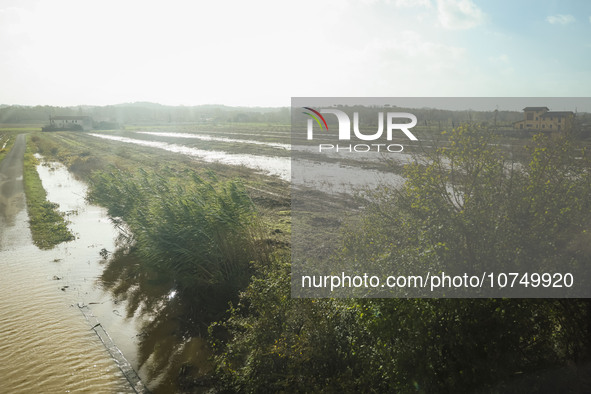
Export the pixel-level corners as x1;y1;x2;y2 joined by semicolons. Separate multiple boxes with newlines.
137;131;290;150
89;133;291;180
100;248;217;393
88;133;406;194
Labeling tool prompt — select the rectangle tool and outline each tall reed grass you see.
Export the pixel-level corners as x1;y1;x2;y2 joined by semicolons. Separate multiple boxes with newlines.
88;168;268;304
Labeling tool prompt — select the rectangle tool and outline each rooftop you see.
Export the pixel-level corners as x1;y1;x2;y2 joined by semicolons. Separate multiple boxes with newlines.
540;111;574;118
523;107;549;112
51;115;92;120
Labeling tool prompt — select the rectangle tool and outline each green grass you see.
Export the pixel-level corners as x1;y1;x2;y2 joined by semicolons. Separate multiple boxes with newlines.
0;132;17;163
0;138;11;163
22;136;75;249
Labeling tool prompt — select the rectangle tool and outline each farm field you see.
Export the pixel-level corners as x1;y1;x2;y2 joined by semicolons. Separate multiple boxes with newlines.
1;119;591;393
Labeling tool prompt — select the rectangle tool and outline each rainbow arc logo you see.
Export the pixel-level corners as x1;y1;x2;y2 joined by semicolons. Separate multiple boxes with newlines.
302;107;328;131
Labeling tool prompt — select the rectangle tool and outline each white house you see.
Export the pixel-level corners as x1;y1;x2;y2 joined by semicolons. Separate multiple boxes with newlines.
49;116;93;131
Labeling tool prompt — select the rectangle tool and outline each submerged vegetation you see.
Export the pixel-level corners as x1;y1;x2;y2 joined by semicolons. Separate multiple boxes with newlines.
22;137;74;249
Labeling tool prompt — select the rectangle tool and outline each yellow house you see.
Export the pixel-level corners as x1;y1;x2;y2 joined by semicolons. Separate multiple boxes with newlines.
514;107;574;132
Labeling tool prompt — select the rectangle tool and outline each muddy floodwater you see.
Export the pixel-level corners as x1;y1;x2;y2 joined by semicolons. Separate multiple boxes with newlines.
89;132;405;193
0;138;133;392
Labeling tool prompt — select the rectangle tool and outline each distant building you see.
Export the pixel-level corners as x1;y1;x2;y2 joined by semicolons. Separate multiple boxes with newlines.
514;107;574;132
49;116;93;131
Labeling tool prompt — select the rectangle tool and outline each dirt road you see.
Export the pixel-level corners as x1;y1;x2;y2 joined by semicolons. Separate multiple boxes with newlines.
0;134;26;223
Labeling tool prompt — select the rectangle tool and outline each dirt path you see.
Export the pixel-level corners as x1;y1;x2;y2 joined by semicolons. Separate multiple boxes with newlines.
0;134;25;223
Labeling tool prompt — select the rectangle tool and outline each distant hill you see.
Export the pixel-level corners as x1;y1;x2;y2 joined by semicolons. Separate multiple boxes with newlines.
1;102;588;130
0;103;291;125
112;101;286;113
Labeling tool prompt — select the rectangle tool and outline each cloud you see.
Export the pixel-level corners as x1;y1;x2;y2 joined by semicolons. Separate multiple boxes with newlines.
359;32;471;95
436;0;484;30
546;14;575;25
391;0;431;7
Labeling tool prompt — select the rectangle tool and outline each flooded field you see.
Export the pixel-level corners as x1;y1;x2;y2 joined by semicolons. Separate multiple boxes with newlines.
136;131;290;150
89;128;407;193
2;126;300;393
1;92;589;393
88;133;291;181
0;124;409;392
0;138;133;392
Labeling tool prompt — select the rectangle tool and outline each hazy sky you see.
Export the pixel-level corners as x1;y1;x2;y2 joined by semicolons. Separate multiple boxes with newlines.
1;0;590;107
